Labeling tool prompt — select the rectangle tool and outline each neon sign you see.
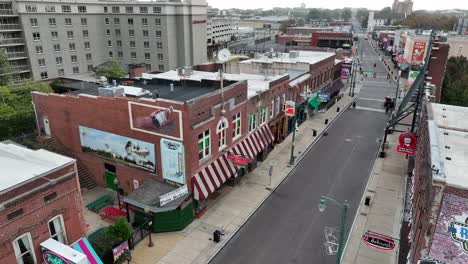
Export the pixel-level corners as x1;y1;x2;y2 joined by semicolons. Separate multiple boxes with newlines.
42;250;71;264
362;232;396;251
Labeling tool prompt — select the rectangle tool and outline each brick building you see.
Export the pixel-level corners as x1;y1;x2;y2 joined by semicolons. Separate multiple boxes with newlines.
0;142;87;264
32;70;286;218
426;41;449;103
405;103;468;264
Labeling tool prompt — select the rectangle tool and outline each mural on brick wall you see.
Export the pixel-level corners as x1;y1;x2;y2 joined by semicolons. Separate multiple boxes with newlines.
160;138;185;185
128;101;183;141
429;192;468;263
79;126;156;172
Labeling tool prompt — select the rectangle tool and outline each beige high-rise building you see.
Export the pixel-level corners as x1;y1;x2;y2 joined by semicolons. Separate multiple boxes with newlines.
1;0;208;81
392;0;413;16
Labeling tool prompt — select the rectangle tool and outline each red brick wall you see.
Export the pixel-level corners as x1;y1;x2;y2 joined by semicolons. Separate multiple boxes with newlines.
311;32;353;47
129;66;145;78
32;82;248;194
0;164;86;263
426;42;449;103
309;56;336;91
409;110;435;264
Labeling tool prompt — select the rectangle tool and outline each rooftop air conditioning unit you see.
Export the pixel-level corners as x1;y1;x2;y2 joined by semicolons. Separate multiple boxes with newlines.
184;66;193;76
177;68;184;76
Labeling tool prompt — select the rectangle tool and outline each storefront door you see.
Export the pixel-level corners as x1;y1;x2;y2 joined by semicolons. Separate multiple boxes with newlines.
104;163;117;191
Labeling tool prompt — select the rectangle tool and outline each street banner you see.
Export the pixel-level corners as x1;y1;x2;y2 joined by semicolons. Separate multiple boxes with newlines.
411;41;426;64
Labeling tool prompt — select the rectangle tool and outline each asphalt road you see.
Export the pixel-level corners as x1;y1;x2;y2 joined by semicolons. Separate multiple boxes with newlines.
210;38;396;264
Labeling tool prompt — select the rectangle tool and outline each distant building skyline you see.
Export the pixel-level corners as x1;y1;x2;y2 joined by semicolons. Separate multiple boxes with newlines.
208;0;468;12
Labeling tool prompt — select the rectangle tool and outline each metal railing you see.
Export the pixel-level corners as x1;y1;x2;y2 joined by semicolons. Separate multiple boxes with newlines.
128;220;150;250
0;38;24;45
13;65;30;71
0;10;15;15
7;52;27;59
0;24;21;30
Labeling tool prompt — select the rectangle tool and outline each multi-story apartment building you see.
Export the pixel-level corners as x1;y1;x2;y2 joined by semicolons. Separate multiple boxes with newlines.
207;16;239;47
12;0;207;81
0;0;31;81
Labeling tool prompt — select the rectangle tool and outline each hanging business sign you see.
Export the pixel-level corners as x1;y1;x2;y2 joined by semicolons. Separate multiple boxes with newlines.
159;185;188;207
284;100;296;117
396;132;417;155
362;232;396;251
227;153;251;166
317;92;330;102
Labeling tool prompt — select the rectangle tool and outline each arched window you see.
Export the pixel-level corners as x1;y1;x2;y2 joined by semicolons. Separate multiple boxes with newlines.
217;117;228;150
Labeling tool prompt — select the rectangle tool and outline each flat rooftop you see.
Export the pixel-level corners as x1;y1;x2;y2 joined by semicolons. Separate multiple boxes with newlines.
428;103;468;190
0;142;74;193
241;50;335;66
68;78;235;102
146;70;288;99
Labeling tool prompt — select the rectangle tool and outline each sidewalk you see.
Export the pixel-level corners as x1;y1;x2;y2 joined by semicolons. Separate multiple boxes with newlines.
342;126;409;264
131;94;355;264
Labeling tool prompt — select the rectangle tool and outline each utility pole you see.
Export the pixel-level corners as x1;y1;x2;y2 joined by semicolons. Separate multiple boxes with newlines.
289;115;296;165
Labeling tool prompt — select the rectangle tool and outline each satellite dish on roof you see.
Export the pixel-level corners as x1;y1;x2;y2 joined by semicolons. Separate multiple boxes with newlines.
218;48;231;62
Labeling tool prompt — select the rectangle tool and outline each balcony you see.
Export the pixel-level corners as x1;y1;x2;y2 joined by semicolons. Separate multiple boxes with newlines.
0;9;15;16
0;24;22;31
13;65;31;72
0;38;24;46
7;52;28;59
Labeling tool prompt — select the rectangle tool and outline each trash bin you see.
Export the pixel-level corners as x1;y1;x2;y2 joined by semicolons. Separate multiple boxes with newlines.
325;119;329;125
313;130;317;137
213;230;221;243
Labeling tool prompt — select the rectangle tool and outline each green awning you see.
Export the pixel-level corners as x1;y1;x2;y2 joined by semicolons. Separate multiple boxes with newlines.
398;62;409;71
309;96;321;108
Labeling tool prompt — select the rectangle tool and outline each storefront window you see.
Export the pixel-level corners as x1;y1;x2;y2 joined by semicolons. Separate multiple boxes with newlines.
248;114;257;132
232;112;241;140
13;233;36;264
198;129;210;160
260;108;267;125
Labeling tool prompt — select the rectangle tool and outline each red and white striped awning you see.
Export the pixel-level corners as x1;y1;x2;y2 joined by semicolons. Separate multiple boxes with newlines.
192;154;237;201
230;125;274;160
192;125;274;201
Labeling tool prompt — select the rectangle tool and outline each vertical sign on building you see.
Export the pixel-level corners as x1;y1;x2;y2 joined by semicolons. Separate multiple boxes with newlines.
411;41;427;64
160;138;185;184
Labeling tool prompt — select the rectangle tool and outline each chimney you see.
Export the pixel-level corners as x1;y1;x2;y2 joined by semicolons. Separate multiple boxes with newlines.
129;63;145;78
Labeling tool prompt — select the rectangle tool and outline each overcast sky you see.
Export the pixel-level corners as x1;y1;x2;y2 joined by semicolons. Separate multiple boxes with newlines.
208;0;468;11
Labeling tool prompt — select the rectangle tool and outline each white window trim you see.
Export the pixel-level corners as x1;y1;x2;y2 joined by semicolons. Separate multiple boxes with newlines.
270;100;275;118
13;233;37;264
248;113;257;133
232;112;242;141
198;129;211;161
48;214;67;244
217;117;228;151
260;108;267;125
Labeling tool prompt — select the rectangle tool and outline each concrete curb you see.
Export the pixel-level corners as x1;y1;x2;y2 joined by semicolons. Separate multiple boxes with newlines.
340;140;382;262
205;96;356;264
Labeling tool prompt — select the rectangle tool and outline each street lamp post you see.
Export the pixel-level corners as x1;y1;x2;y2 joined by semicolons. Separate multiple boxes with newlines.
143;207;154;247
113;178;121;209
318;196;350;264
289;112;296;165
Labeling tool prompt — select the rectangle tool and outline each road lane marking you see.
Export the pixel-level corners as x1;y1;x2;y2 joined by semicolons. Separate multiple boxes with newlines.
357;98;386;102
355;106;386;113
